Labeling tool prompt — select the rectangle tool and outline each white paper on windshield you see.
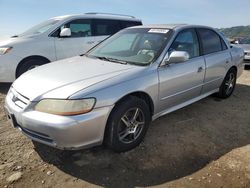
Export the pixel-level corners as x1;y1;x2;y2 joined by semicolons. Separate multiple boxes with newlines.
148;29;169;34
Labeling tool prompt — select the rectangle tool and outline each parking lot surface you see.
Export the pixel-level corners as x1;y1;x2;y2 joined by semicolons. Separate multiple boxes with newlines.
0;69;250;188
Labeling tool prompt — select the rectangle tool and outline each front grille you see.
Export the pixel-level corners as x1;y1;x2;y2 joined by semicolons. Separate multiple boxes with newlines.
9;88;30;109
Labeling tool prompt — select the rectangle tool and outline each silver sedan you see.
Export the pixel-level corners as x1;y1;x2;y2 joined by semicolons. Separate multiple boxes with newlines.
5;24;244;152
231;37;250;66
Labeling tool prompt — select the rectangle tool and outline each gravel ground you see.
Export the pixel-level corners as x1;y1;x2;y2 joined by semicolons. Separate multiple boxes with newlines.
0;69;250;188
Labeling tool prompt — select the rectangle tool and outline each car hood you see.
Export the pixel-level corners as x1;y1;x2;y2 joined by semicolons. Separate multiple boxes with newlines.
0;35;40;47
0;37;20;47
12;56;139;101
237;44;250;52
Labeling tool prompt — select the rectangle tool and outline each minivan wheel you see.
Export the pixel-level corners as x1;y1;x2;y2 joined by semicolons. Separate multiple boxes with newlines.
105;96;151;152
16;58;49;78
217;68;237;98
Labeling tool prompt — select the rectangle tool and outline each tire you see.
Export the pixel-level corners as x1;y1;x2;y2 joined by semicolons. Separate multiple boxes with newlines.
217;68;237;98
105;96;151;152
16;58;49;78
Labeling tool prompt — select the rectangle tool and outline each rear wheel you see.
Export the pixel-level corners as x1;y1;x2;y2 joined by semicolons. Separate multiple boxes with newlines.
105;96;151;152
16;58;49;78
217;68;237;98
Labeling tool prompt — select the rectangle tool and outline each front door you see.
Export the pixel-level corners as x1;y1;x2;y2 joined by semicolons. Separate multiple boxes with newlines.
158;29;205;112
55;19;97;60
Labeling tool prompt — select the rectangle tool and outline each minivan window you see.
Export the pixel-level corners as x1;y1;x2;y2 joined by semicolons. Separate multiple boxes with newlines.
64;19;92;37
169;29;200;59
19;19;60;37
93;19;120;36
121;21;142;29
198;29;223;55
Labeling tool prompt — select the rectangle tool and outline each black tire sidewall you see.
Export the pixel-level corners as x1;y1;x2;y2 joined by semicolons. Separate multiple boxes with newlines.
219;68;237;98
17;59;48;78
105;96;151;152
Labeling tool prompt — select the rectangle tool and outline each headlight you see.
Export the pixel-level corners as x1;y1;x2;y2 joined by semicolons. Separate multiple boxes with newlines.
34;98;96;116
0;47;12;55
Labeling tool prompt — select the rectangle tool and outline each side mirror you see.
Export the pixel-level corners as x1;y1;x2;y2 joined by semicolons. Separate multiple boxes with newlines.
60;28;71;37
163;51;190;65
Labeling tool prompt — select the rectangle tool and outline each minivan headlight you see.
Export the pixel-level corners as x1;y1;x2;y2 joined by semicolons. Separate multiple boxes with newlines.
0;47;12;55
34;98;96;116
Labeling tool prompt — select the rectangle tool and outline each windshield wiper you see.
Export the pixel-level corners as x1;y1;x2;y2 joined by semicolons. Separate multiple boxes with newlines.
96;56;127;65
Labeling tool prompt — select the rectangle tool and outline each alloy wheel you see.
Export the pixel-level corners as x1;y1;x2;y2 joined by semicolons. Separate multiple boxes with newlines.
225;72;235;95
118;108;145;144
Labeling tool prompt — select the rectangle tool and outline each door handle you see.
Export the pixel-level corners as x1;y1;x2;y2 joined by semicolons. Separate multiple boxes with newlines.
226;60;229;64
197;67;203;73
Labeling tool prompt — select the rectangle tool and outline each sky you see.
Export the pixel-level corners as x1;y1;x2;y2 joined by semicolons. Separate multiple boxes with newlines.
0;0;250;40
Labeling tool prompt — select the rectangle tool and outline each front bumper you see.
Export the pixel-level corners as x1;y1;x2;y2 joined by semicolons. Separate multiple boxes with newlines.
244;52;250;64
4;89;113;150
0;53;22;82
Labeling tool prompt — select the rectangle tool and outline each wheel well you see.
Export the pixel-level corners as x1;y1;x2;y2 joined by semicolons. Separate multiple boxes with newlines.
116;92;154;116
16;55;50;78
104;91;154;144
230;66;237;73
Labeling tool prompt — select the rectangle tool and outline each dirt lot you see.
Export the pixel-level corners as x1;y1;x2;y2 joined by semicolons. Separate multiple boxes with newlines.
0;69;250;188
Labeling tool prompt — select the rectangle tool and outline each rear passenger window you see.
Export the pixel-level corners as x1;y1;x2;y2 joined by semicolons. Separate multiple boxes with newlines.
93;19;120;36
64;19;92;38
169;29;200;59
198;29;223;55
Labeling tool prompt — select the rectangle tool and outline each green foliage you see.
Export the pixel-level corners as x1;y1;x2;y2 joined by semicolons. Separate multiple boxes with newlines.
219;26;250;38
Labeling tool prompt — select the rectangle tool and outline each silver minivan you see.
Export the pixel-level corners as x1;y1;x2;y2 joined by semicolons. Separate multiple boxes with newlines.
0;13;142;82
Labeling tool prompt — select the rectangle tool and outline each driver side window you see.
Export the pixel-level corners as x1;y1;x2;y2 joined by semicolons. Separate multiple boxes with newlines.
63;19;92;38
169;29;200;59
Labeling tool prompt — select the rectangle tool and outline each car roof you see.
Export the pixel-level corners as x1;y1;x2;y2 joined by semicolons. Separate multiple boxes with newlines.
52;13;142;22
130;24;215;31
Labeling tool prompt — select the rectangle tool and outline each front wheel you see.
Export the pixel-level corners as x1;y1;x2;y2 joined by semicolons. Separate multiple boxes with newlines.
105;96;151;152
16;58;49;78
217;68;237;98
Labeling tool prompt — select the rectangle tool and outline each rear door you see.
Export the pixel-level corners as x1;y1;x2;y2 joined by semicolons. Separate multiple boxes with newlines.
158;29;206;112
54;19;96;59
197;28;231;94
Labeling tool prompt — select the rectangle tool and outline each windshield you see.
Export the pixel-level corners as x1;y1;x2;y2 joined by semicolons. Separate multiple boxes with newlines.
19;19;60;37
239;38;250;44
87;28;171;66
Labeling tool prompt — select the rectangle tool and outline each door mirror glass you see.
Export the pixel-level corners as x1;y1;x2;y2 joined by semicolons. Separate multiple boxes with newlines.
164;51;190;64
60;28;71;37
